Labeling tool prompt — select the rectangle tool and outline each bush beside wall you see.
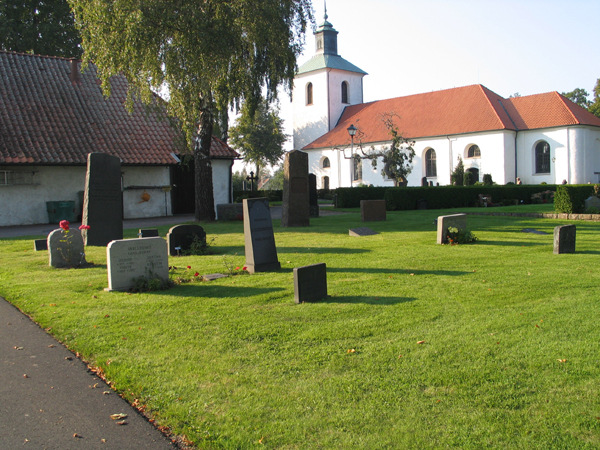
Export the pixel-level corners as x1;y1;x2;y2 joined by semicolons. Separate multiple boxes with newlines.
554;185;594;213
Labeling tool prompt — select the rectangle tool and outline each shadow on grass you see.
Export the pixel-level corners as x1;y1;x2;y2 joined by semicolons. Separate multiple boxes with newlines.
322;295;416;305
157;284;285;298
475;240;547;247
574;250;600;255
326;267;471;276
278;246;371;254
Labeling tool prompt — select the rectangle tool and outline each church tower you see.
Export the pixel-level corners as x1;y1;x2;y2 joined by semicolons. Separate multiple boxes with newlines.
292;5;367;150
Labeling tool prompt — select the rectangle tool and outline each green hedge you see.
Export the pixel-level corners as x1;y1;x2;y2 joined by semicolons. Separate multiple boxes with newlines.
334;187;390;208
554;185;594;213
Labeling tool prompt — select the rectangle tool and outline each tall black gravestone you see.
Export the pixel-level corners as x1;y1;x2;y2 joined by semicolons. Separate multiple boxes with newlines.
243;198;280;274
308;173;319;218
82;153;123;246
282;150;310;227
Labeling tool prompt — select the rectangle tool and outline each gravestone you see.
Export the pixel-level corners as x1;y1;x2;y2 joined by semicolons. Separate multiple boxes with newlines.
106;237;168;291
294;263;327;303
361;200;386;222
82;153;123;246
349;227;379;237
138;228;159;238
217;203;244;221
553;225;576;254
584;195;600;212
243;198;280;273
166;224;206;256
47;229;87;268
308;173;319;217
437;213;467;244
282;150;310;227
34;239;48;251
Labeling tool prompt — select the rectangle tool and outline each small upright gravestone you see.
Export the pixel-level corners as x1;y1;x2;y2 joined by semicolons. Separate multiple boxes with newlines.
361;200;386;222
308;173;319;218
106;237;168;291
553;225;576;254
437;213;467;244
243;198;280;273
47;229;87;268
166;224;206;256
34;239;48;251
82;153;123;246
294;263;327;303
138;228;159;238
282;150;310;227
584;195;600;212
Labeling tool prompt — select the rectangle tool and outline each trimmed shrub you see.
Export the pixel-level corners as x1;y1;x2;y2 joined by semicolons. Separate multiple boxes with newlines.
554;185;594;213
335;187;389;208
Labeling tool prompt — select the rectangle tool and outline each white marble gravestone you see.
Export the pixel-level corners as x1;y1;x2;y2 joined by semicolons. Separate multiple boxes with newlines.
106;237;168;291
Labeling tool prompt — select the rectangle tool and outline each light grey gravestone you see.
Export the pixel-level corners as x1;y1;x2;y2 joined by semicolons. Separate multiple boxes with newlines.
282;150;310;227
106;237;168;291
47;229;87;268
361;199;386;222
584;195;600;212
437;213;467;244
294;263;328;303
82;153;123;246
166;224;206;256
243;198;280;274
309;173;319;218
553;224;576;254
349;227;379;237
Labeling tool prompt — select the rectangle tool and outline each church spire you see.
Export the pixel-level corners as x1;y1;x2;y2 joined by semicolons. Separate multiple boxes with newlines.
315;1;338;55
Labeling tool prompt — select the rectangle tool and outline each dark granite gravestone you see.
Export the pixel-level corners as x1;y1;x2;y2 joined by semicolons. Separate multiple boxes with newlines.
309;173;319;218
553;225;576;254
294;263;327;303
437;213;467;244
243;198;280;273
47;229;87;268
82;153;123;246
166;224;206;256
138;228;159;238
34;239;48;251
217;203;244;221
361;200;386;222
282;150;310;227
349;227;379;237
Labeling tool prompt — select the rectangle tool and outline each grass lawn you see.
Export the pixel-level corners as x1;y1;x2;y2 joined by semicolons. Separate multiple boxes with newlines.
1;208;599;448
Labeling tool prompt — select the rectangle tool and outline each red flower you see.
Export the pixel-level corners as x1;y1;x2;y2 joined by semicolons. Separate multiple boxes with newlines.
59;220;70;231
78;224;90;230
194;272;199;277
242;266;247;271
187;265;191;269
235;266;240;270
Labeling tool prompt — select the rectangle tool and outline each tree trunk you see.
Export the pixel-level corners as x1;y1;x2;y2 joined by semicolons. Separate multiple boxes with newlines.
194;94;216;221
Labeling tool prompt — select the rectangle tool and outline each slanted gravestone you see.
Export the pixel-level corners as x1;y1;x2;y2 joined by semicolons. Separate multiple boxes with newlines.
309;173;319;218
166;224;206;256
361;200;386;222
34;239;48;251
82;153;123;246
138;228;159;238
437;213;467;244
48;229;87;268
243;197;280;273
553;225;576;254
349;227;379;237
106;237;168;291
282;150;310;227
294;263;327;303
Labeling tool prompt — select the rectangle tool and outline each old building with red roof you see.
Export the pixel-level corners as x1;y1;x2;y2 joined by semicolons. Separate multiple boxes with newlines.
293;13;600;189
0;51;238;226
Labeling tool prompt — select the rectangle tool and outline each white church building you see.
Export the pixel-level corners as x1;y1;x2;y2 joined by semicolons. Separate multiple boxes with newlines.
293;12;600;189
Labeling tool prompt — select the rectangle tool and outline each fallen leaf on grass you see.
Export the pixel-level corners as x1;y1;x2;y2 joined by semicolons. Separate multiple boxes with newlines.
417;340;426;345
110;413;127;420
347;349;356;353
557;359;567;363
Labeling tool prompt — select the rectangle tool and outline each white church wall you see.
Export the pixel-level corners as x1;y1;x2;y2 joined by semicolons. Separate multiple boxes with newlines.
212;159;234;209
293;73;330;150
517;128;566;185
122;166;172;219
327;70;364;131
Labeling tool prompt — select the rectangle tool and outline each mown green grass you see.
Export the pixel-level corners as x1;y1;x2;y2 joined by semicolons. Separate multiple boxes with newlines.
1;209;599;448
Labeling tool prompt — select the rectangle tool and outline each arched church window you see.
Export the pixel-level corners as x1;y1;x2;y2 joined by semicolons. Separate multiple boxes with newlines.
535;141;550;174
341;81;349;104
322;157;330;169
306;82;313;105
353;155;362;181
425;148;437;177
467;144;481;158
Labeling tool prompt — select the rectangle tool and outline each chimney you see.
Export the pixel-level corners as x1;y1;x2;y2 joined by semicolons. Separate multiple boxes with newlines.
70;58;81;85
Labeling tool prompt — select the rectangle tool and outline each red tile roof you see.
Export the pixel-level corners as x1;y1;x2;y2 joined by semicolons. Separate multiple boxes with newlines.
0;51;239;165
304;84;600;149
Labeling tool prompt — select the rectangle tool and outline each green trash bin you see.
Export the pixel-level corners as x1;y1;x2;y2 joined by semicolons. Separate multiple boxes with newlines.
46;201;76;223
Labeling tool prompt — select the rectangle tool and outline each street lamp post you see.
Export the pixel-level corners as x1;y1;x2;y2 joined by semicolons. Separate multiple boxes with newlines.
347;124;357;187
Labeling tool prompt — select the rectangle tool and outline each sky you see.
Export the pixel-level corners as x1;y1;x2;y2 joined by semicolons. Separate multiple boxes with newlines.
240;0;600;167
